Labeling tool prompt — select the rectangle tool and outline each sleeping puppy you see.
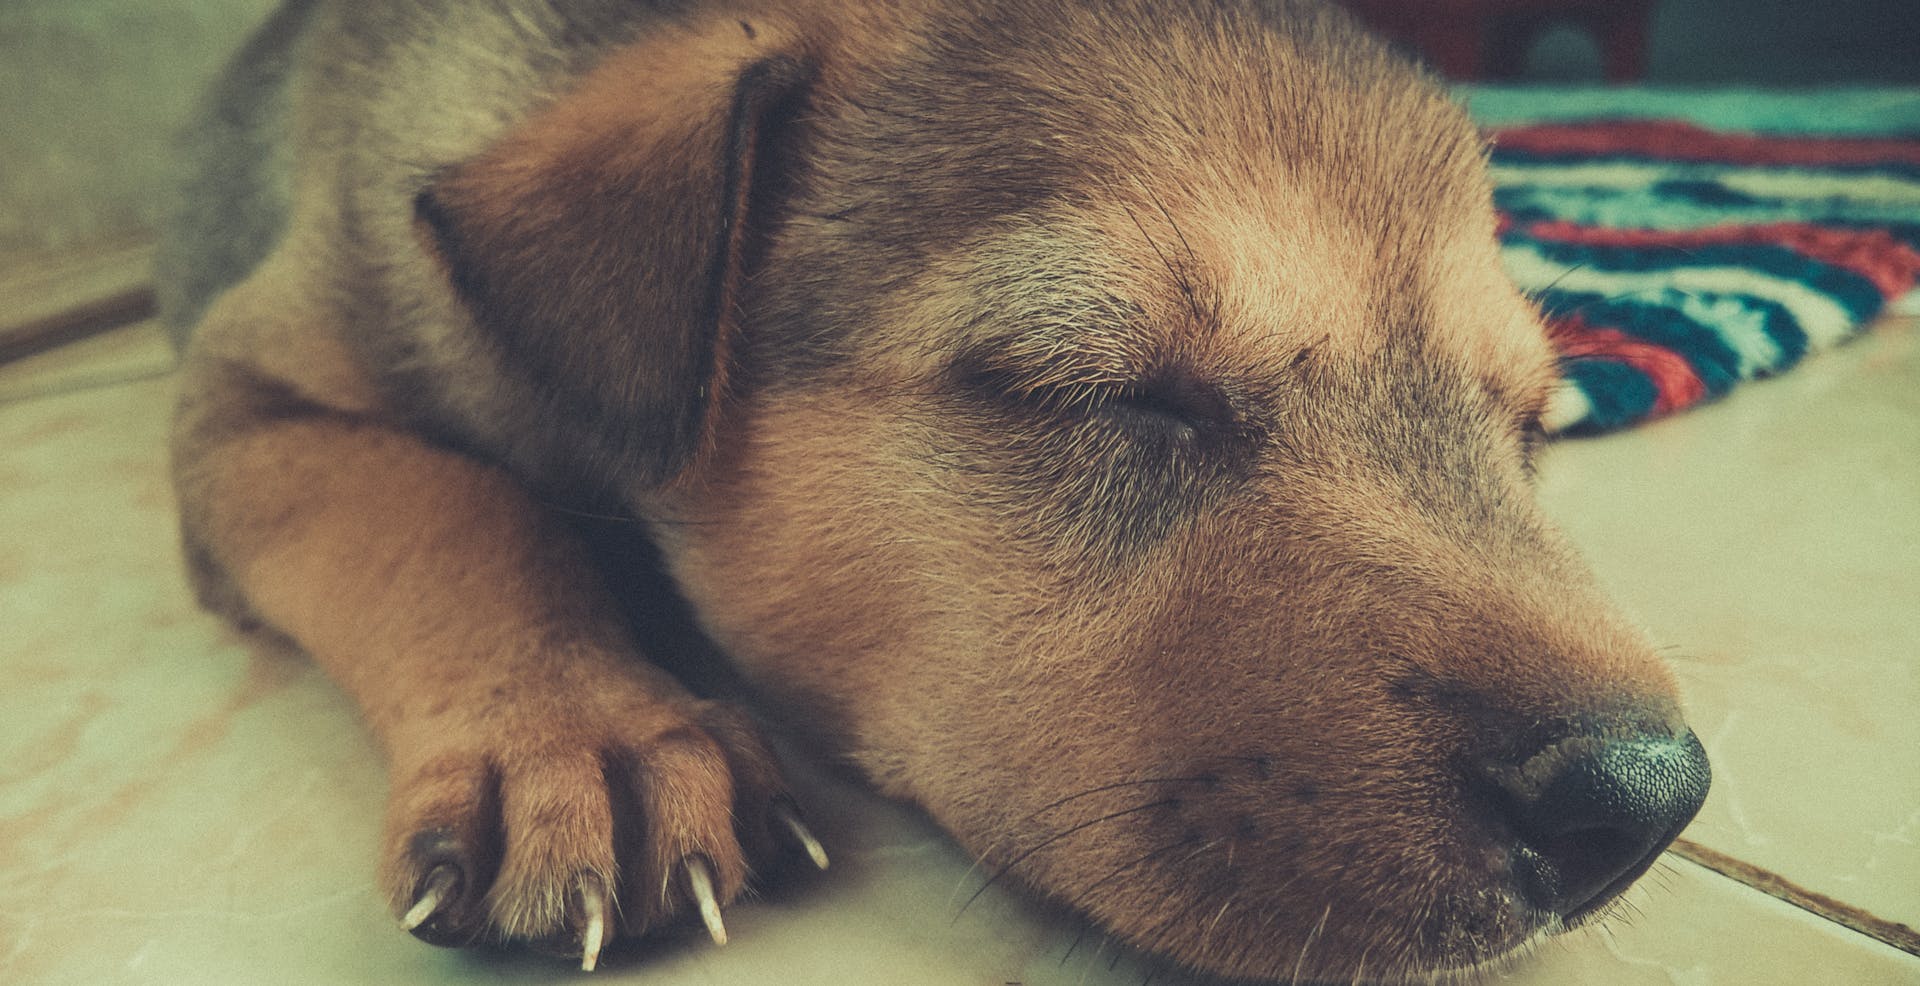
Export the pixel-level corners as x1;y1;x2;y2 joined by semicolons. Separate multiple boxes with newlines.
160;0;1710;981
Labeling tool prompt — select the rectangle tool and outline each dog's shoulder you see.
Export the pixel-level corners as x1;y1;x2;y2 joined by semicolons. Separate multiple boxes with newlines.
179;2;749;501
280;1;820;505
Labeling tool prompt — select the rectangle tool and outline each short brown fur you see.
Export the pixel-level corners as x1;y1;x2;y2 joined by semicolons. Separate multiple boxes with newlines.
165;0;1698;980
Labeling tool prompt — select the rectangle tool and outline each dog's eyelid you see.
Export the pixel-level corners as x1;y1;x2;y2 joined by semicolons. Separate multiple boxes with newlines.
951;336;1143;405
947;336;1256;447
975;356;1225;419
956;330;1138;380
1121;366;1238;425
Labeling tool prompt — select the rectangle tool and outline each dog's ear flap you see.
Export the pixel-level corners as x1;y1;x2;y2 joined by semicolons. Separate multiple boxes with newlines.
415;21;813;487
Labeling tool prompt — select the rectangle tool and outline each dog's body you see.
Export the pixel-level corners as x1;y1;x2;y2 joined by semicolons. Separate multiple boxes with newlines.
163;0;1710;980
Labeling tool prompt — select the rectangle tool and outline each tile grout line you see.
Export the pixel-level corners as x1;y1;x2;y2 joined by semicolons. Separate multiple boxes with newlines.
1671;838;1920;958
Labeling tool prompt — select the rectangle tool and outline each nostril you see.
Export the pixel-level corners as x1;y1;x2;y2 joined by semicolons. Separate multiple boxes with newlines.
1489;728;1711;918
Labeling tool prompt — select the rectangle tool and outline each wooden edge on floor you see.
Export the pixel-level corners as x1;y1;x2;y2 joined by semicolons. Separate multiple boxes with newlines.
1671;838;1920;957
0;237;159;366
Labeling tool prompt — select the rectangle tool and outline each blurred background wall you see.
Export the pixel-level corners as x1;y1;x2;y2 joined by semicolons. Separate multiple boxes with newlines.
1523;0;1920;83
1;0;1917;266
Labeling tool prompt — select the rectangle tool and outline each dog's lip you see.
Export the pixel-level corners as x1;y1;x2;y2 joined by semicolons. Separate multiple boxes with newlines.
1462;776;1606;929
1406;887;1557;978
1426;922;1561;982
1429;811;1573;953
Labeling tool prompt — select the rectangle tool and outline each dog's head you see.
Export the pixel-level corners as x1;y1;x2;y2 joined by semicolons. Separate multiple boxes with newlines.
418;0;1709;979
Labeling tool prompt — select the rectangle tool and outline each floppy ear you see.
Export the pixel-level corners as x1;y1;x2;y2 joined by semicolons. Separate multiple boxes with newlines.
415;19;813;487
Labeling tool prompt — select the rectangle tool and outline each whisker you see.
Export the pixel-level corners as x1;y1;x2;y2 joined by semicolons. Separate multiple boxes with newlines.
1144;184;1201;273
1133;889;1222;970
1140;180;1219;330
1080;837;1203;898
956;798;1177;919
1121;203;1207;326
544;499;725;530
1290;903;1333;986
1078;934;1113;986
1200;898;1235;953
1203;753;1274;771
1061;920;1092;965
1531;259;1592;299
1033;775;1216;817
1540;282;1720;338
1349;943;1374;986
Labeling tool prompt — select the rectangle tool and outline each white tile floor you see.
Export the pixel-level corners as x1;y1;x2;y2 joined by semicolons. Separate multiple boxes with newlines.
1;305;1916;985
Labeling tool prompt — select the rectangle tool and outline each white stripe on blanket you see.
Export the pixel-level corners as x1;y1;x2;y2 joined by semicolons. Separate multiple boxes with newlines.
1489;162;1920;205
1502;243;1859;351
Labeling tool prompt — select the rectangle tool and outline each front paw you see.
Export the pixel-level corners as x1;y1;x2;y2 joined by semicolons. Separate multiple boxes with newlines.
379;699;825;969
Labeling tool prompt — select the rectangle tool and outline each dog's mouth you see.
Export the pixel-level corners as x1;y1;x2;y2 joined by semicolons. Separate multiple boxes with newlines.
1397;729;1709;975
1042;726;1707;983
1418;838;1640;972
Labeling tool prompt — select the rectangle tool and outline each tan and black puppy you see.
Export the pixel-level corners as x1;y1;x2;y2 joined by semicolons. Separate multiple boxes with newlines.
160;0;1710;981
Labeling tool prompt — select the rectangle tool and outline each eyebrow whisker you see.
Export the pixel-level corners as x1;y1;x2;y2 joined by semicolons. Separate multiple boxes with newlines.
1121;202;1209;328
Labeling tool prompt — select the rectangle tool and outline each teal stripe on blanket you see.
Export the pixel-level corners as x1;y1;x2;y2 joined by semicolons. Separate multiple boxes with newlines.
1461;87;1920;136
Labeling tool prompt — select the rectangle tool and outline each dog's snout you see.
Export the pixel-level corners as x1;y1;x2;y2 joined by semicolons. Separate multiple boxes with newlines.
1487;727;1711;919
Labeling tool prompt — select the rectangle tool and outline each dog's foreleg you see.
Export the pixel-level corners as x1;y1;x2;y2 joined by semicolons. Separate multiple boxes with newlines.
170;293;814;962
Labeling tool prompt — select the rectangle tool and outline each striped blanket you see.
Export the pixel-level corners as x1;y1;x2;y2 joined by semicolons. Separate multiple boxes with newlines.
1489;119;1920;434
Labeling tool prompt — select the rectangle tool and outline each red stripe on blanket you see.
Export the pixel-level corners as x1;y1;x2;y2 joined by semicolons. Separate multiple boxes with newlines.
1493;120;1920;168
1517;220;1920;299
1549;316;1707;415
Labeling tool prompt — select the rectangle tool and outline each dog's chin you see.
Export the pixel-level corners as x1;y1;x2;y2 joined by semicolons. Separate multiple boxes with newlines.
1075;843;1582;985
1403;901;1567;984
1405;924;1564;986
1137;906;1562;986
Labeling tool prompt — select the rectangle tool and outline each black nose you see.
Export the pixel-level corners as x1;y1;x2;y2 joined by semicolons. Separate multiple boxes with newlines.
1487;728;1710;919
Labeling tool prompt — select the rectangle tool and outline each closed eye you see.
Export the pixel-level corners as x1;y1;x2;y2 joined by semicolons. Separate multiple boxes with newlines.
1092;373;1235;445
949;336;1255;456
969;366;1241;448
1099;386;1202;440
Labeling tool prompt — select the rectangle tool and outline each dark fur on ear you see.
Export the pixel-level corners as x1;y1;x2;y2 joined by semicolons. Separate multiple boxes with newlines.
416;34;814;487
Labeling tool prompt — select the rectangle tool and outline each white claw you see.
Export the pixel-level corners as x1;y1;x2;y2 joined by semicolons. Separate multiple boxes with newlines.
579;876;608;972
400;867;457;931
684;857;729;946
776;803;830;870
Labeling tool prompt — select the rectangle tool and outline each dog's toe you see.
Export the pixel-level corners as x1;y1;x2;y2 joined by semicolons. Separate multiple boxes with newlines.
602;708;796;938
380;698;813;965
386;760;505;947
